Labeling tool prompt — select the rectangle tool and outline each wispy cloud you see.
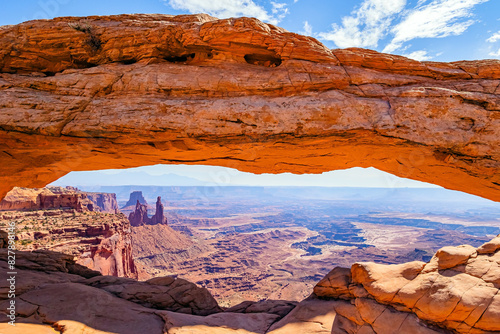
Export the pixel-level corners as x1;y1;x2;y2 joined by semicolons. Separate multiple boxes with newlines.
165;0;289;25
490;49;500;57
487;30;500;57
318;0;406;49
487;31;500;43
300;21;312;36
402;50;432;61
383;0;488;53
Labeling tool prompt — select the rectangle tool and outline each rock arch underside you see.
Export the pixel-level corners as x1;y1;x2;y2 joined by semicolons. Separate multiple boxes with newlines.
0;14;499;202
1;14;500;334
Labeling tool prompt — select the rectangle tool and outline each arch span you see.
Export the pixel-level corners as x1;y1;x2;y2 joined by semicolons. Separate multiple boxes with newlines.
0;15;499;201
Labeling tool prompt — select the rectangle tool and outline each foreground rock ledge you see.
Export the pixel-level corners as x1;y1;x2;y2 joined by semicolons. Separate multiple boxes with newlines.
314;235;500;333
0;14;499;201
3;235;500;333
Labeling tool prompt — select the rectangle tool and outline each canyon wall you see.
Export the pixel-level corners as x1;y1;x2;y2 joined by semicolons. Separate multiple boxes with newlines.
0;186;95;212
0;187;138;278
86;192;119;213
0;14;498;201
0;186;119;213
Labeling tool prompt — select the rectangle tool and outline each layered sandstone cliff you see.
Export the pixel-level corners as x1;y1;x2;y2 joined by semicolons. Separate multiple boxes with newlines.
0;186;95;212
0;14;498;201
85;192;119;213
129;196;168;226
0;186;118;213
0;187;138;278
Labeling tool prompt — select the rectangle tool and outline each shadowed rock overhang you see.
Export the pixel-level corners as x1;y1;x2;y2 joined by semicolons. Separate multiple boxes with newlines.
0;14;499;201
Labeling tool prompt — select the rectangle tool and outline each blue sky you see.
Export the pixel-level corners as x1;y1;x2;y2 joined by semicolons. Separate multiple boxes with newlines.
4;0;497;188
1;0;500;61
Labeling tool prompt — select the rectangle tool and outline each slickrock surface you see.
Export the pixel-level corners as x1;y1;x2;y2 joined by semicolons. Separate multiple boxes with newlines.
3;237;500;333
0;249;220;332
314;235;500;333
0;248;300;334
0;14;499;201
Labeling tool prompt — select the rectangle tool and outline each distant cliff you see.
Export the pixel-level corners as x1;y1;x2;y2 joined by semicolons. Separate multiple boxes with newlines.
129;196;167;227
86;192;119;213
123;191;148;208
0;186;118;213
0;186;95;212
0;187;138;278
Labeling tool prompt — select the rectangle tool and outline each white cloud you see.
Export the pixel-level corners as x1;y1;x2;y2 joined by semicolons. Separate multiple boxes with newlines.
300;21;312;36
487;31;500;43
317;0;406;49
489;48;500;57
271;2;289;23
165;0;288;25
402;50;432;60
383;0;488;53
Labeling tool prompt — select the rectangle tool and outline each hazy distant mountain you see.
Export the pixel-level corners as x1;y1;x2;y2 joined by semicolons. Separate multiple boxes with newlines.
75;185;500;216
50;171;206;187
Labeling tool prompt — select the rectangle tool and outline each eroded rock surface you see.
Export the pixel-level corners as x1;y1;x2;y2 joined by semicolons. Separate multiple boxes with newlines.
0;186;118;214
0;249;220;332
0;15;499;201
0;186;95;212
0;187;138;278
129;196;168;226
314;235;500;333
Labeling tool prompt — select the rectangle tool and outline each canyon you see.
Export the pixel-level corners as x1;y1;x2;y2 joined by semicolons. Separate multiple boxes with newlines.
0;13;499;334
113;186;499;307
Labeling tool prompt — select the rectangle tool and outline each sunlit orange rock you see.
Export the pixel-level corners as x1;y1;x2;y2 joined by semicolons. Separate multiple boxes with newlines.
0;14;498;202
314;235;500;333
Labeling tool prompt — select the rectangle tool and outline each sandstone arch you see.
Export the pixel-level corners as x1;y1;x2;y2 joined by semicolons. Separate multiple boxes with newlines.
0;14;499;201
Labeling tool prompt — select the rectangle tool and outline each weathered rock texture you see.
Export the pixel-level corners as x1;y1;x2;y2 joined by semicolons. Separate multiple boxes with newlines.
0;14;499;201
0;249;289;334
314;235;500;333
0;186;95;212
0;187;138;278
129;196;167;226
0;186;118;213
85;192;119;213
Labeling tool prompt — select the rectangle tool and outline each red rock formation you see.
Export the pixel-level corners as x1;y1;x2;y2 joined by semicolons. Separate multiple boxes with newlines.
128;196;167;226
314;235;500;333
0;187;139;278
0;249;221;333
128;200;150;227
86;192;119;213
0;186;94;212
0;186;119;213
123;191;148;208
0;15;498;202
151;196;167;225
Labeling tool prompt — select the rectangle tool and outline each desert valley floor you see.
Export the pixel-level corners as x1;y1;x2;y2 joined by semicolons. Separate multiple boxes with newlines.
86;186;500;307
